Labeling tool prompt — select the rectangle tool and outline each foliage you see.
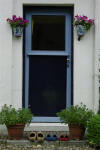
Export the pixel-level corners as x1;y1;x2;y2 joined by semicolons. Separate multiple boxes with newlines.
57;103;94;128
87;114;100;147
7;15;28;28
73;15;94;30
0;104;33;127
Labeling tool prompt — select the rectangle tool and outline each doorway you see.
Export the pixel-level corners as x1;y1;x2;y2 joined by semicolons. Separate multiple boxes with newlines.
24;6;73;122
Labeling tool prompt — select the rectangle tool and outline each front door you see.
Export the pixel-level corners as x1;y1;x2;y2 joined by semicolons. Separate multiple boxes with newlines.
24;7;72;122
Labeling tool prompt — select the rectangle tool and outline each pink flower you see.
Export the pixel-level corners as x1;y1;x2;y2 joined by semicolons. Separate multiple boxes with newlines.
88;19;94;24
12;20;16;23
18;17;23;21
19;22;24;25
23;20;28;23
83;16;88;20
7;18;10;22
12;15;16;20
75;15;79;18
7;15;29;27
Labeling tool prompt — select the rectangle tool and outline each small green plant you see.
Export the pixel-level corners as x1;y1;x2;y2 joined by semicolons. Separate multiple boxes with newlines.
0;104;33;127
87;114;100;147
57;103;94;127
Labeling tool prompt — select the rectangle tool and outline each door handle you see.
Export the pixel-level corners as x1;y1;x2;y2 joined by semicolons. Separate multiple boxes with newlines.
66;58;70;62
66;57;70;67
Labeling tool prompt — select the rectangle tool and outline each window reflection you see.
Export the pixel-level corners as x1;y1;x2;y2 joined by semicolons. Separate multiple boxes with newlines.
32;15;65;51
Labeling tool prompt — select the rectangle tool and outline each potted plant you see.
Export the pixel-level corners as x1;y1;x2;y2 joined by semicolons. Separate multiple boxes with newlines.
73;15;94;41
0;104;33;140
57;103;94;140
7;15;28;37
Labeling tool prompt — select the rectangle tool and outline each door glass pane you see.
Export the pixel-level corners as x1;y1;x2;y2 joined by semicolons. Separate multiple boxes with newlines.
29;56;66;117
32;15;65;51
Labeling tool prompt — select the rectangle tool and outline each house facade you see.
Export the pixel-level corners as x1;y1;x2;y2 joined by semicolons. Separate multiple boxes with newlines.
0;0;100;131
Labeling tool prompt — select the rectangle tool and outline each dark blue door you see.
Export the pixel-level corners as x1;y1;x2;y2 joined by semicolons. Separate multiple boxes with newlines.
24;7;72;122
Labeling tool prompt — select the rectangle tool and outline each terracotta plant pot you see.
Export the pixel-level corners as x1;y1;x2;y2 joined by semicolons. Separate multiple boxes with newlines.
69;125;85;140
7;124;25;140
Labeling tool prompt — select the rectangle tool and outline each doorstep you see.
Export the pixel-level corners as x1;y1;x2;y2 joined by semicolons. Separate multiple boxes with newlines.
24;123;69;138
24;123;69;131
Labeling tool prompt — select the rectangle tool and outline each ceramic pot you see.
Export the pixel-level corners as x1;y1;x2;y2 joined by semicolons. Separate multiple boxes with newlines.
69;125;85;140
12;26;23;37
76;25;86;41
7;124;25;140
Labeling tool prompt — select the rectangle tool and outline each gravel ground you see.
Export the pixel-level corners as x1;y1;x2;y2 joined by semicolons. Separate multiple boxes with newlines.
0;142;95;150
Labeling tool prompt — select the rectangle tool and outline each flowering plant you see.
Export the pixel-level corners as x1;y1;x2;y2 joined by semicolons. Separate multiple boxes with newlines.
73;15;94;40
7;15;28;28
73;15;94;30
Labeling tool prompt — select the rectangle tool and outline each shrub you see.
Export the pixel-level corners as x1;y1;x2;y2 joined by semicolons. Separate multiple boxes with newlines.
57;103;94;128
0;104;33;127
87;114;100;147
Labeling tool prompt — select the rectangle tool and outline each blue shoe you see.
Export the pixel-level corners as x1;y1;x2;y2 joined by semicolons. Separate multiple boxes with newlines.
45;134;58;141
52;135;58;141
45;134;52;141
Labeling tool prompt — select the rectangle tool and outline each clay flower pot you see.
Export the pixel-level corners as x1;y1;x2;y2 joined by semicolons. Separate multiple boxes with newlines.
7;124;25;140
69;125;85;140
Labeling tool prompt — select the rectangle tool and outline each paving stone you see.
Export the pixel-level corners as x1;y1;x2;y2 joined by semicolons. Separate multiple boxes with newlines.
7;139;30;145
0;140;95;150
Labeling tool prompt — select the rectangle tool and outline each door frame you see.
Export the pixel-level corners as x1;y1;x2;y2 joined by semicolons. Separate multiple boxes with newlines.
24;7;72;122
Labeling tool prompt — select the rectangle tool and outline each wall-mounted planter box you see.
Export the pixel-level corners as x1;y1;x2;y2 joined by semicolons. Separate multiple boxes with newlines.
7;15;28;38
12;26;23;37
74;15;94;41
76;25;86;41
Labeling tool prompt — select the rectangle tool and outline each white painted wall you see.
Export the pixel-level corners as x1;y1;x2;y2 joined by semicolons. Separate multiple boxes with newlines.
0;0;13;109
94;0;100;113
0;0;99;113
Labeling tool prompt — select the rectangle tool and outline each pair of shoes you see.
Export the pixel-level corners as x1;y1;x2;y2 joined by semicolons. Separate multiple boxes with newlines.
45;134;58;141
28;132;45;142
59;135;69;141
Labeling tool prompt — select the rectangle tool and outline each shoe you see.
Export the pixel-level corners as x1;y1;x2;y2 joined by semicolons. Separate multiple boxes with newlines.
45;134;58;141
52;135;58;141
59;135;69;141
59;135;65;141
45;134;52;141
28;132;36;142
37;132;45;142
64;135;69;141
